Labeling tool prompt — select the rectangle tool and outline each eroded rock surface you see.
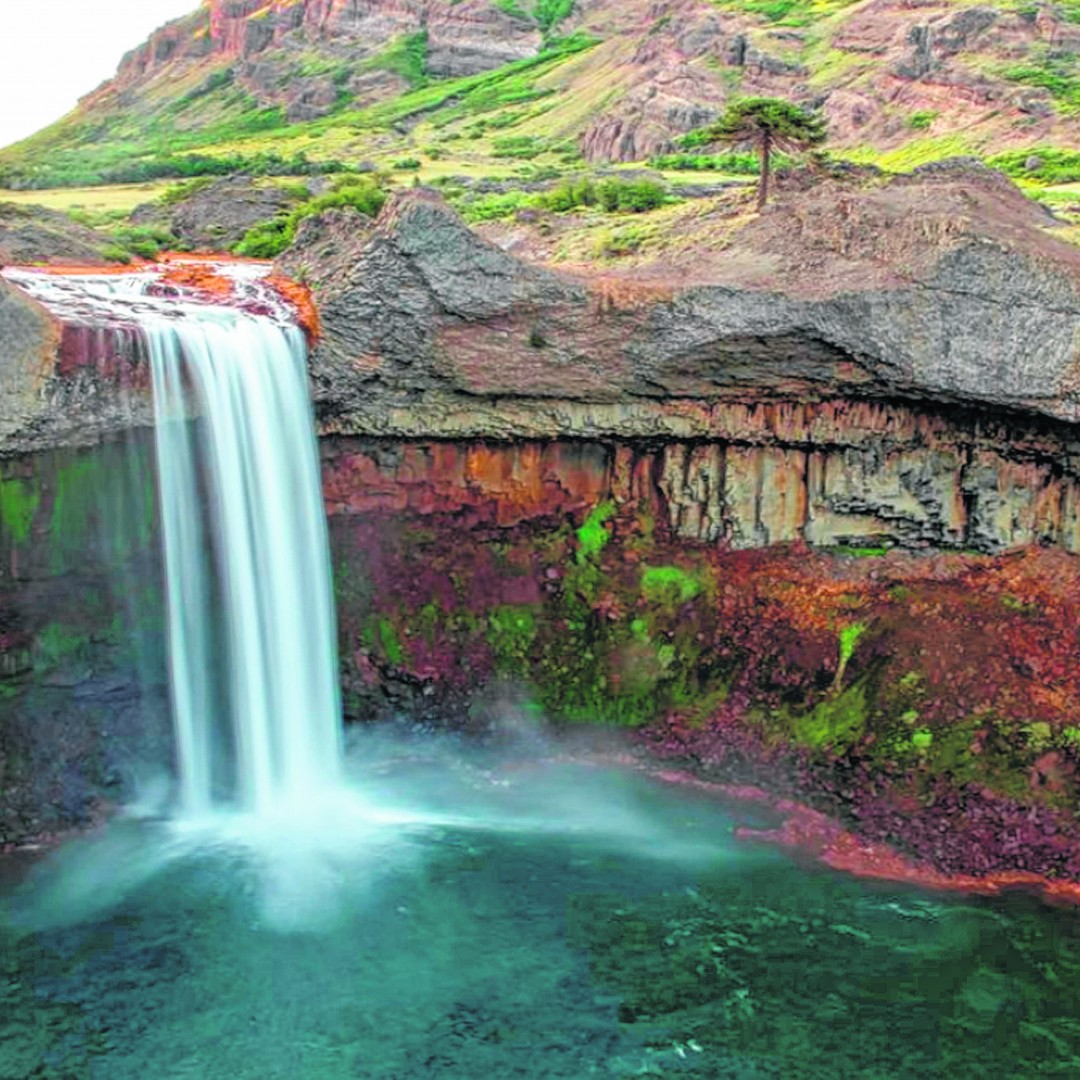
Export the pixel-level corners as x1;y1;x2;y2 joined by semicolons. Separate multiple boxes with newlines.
4;166;1080;556
131;175;306;251
0;203;116;267
284;172;1080;436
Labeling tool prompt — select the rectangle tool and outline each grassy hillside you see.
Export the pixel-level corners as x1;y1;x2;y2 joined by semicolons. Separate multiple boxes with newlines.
1;0;1078;193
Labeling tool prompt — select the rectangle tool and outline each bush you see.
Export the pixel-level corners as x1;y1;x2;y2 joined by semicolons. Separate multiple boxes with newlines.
535;0;576;33
650;151;762;174
458;174;670;222
233;221;291;259
393;158;422;171
492;135;547;159
4;150;352;191
460;190;540;222
159;177;217;206
593;224;647;258
907;110;939;130
234;177;387;258
989;146;1080;184
596;178;667;212
545;177;597;211
107;223;182;259
100;244;133;264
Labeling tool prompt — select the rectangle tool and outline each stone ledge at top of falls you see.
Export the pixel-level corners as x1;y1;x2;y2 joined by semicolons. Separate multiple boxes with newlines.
1;163;1080;460
277;163;1080;442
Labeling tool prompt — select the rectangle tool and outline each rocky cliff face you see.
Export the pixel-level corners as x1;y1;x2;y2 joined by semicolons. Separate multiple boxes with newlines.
109;0;542;122
270;169;1080;554
3;166;1080;554
2;167;1080;882
0;438;170;846
120;0;541;74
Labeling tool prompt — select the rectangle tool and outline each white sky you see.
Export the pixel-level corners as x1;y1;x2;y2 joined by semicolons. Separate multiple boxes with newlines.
0;0;201;151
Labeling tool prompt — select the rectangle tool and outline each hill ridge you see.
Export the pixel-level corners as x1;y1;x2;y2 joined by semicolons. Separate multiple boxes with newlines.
1;0;1078;190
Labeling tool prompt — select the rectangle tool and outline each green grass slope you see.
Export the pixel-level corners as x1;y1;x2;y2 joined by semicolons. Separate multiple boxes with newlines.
2;0;1078;192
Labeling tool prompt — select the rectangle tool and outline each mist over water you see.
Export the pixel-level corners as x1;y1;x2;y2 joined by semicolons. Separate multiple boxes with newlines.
3;266;757;937
4;729;767;935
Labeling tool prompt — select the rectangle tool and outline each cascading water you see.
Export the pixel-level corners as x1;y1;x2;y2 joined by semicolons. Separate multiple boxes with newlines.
4;265;343;820
2;260;730;934
149;310;343;816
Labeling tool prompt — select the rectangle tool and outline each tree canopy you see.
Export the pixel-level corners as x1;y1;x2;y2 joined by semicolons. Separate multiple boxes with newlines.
704;97;827;209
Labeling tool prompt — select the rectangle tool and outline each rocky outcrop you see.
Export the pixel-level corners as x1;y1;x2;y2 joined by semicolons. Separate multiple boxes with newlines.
0;203;116;267
109;0;543;122
2;172;1080;884
278;172;1079;405
273;170;1080;556
317;436;1080;881
0;273;155;456
0;279;63;451
131;175;306;251
4;166;1079;553
281;173;1080;439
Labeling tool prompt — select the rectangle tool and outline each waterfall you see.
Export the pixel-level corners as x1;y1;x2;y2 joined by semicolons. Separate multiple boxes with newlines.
149;312;343;815
3;266;344;819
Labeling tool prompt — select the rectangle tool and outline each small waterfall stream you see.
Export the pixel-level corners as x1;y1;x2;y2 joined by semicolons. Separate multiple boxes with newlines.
4;264;343;818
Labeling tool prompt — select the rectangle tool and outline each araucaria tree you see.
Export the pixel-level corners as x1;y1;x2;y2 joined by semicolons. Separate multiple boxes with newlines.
705;98;827;210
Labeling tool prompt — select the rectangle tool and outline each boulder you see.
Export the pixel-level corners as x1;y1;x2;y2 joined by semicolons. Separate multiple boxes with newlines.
0;203;115;267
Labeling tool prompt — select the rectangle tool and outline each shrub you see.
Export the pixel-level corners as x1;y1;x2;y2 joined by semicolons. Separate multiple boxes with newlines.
989;147;1080;184
159;177;217;206
460;190;540;222
650;151;763;174
492;135;547;159
234;176;387;258
593;224;647;258
596;178;667;212
535;0;575;33
907;110;938;130
100;244;133;264
545;176;597;211
107;224;181;259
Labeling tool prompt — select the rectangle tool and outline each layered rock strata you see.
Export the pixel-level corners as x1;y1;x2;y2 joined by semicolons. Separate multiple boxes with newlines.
4;169;1080;557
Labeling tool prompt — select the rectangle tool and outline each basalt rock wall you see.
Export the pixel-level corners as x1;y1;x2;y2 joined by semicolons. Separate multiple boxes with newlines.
320;432;1080;881
278;175;1080;555
321;409;1080;555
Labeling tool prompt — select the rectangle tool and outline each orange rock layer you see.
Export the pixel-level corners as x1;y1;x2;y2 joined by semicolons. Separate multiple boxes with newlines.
656;772;1080;908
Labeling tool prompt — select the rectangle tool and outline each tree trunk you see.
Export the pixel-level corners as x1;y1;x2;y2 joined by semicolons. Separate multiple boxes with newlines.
757;130;772;211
